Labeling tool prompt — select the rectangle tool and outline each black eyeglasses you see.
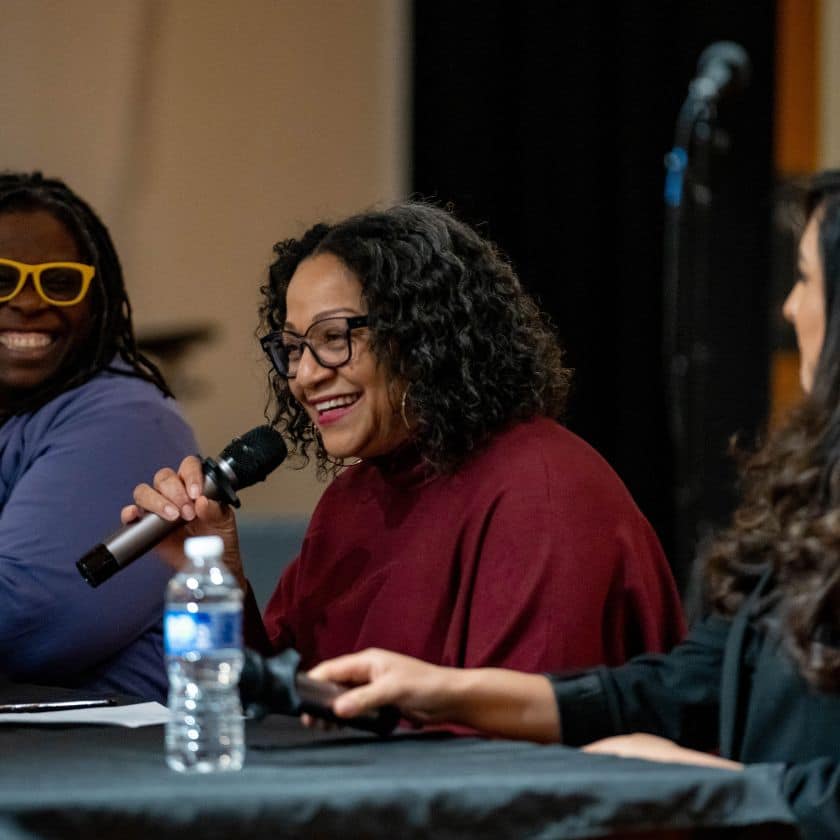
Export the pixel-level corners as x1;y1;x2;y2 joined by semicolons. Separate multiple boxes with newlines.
260;315;369;379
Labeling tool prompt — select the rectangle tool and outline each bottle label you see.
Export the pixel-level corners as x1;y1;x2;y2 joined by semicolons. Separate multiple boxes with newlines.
164;608;242;655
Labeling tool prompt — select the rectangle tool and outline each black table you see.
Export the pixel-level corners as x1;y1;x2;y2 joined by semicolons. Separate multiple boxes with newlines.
0;705;799;840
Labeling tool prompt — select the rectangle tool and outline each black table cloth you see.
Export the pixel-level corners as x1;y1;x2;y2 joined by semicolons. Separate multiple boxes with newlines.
0;707;797;839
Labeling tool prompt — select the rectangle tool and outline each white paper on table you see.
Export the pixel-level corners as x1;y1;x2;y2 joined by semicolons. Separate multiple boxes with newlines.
0;701;171;728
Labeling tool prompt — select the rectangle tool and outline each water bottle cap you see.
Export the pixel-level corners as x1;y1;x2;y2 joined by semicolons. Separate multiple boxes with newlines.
183;535;225;560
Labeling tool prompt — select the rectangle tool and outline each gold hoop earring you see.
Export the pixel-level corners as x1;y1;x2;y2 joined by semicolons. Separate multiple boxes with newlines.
400;385;412;431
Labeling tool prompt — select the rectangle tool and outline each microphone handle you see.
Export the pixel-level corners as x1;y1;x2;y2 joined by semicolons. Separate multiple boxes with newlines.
76;459;237;587
240;648;400;736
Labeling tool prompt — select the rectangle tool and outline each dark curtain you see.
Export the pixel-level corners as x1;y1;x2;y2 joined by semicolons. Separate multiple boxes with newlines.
411;1;776;590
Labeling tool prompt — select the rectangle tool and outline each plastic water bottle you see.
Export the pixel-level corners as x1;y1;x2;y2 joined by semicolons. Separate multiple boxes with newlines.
164;535;245;772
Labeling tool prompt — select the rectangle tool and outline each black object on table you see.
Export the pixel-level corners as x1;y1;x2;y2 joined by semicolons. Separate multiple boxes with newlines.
240;647;400;736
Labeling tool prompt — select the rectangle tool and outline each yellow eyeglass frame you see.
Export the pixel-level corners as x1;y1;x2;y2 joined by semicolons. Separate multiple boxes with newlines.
0;258;96;307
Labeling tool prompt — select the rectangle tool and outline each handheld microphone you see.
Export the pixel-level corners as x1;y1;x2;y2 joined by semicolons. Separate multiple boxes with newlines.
77;425;287;588
688;41;751;104
240;648;400;737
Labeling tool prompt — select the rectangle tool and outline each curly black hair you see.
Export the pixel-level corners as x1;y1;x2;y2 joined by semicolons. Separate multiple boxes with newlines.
0;172;171;417
260;202;571;477
706;170;840;690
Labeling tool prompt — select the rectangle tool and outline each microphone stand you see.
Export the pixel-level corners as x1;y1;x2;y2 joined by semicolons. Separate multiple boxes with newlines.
662;93;716;592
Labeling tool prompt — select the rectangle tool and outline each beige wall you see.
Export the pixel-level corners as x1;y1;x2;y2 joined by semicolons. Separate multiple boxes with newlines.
0;0;410;515
821;0;840;166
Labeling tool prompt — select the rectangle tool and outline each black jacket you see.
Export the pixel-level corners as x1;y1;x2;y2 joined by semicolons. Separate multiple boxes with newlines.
551;571;840;838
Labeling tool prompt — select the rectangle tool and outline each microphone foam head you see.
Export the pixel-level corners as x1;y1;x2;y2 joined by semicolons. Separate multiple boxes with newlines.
220;426;287;488
695;41;751;99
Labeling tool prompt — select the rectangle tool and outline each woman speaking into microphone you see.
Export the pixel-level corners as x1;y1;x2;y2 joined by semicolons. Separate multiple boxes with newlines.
305;173;840;839
125;202;684;674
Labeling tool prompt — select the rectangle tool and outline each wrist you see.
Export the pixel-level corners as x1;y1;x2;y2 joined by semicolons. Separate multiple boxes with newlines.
443;668;560;742
444;666;483;725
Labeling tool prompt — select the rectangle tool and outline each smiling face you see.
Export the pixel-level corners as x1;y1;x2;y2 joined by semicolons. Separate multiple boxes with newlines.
285;252;409;460
783;210;826;394
0;209;95;408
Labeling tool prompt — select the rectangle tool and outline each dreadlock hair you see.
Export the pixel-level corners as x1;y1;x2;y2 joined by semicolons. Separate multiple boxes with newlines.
0;172;171;416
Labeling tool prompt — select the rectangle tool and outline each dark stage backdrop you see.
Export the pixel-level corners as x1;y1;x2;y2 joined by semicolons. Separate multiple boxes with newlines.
411;1;776;592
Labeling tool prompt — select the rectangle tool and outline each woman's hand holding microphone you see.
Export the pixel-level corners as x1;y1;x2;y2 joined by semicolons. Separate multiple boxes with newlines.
120;455;246;589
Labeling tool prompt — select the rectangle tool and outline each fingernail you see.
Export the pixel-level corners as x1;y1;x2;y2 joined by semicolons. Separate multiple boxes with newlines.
163;504;179;520
190;484;201;499
181;505;195;521
335;700;355;717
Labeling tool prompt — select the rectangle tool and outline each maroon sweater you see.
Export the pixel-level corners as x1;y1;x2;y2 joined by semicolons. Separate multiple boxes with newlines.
245;417;685;672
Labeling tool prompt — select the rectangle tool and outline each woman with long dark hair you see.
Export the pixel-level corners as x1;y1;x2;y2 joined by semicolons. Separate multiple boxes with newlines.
0;172;197;701
127;202;684;676
306;173;840;838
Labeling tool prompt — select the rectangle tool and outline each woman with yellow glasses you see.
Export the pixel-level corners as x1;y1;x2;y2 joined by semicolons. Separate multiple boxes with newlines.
0;172;197;701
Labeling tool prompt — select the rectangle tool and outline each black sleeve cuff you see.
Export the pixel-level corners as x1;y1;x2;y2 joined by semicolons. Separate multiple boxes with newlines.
548;667;619;747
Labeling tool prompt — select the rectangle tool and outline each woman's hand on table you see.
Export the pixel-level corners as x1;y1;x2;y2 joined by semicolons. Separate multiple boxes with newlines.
120;455;246;588
582;734;743;770
307;649;560;742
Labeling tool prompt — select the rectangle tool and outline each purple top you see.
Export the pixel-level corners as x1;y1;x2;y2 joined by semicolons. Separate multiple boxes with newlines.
0;368;197;701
